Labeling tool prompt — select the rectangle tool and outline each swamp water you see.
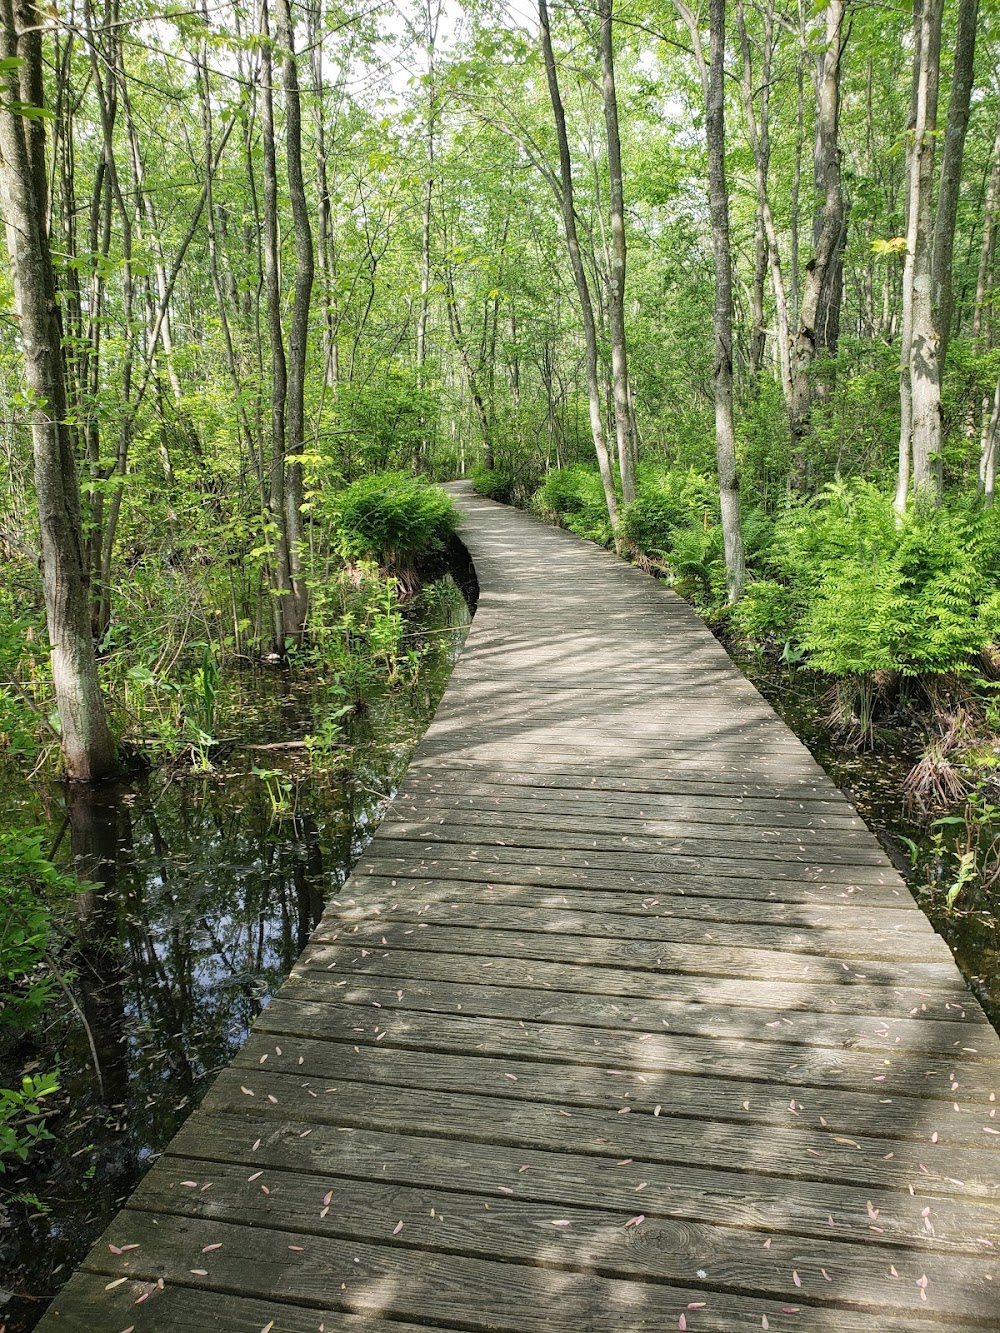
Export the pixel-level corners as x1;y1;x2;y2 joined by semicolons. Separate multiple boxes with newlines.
0;561;474;1332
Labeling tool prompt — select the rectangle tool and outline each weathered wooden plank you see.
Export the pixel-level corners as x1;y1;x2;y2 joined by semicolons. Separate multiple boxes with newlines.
235;1018;1000;1148
169;1110;1000;1256
382;803;883;855
37;1275;440;1333
421;747;813;772
253;995;1000;1100
306;919;961;988
129;1154;1000;1322
400;765;859;808
412;744;825;779
333;874;934;933
299;940;982;1020
392;783;869;830
323;899;949;962
280;969;987;1061
424;715;811;751
358;851;905;900
368;836;900;885
433;691;784;717
198;1066;1000;1200
71;1210;986;1332
375;820;893;868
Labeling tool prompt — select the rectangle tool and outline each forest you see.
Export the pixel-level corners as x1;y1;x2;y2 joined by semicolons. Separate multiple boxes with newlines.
2;0;1000;1323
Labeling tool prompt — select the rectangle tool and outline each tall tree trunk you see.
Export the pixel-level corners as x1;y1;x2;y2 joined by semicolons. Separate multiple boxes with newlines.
443;261;493;466
196;33;250;448
413;0;440;465
790;10;805;328
791;0;847;436
676;0;745;601
260;0;292;651
749;207;767;377
980;375;1000;504
0;0;117;779
598;0;636;506
735;0;795;416
415;0;440;383
894;0;923;514
309;0;338;390
907;0;944;499
931;0;977;380
538;0;618;531
706;0;745;603
275;0;314;638
973;108;1000;343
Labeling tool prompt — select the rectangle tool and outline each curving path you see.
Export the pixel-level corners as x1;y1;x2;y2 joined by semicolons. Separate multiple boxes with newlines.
40;483;1000;1331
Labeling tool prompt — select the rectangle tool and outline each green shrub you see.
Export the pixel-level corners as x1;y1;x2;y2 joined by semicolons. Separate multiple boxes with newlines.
333;472;456;570
533;466;614;546
471;465;518;504
534;465;593;517
667;523;726;600
730;579;798;640
0;1074;60;1173
0;594;51;760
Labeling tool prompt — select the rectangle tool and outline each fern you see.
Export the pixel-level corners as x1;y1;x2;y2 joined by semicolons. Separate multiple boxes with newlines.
333;472;456;570
750;481;1000;680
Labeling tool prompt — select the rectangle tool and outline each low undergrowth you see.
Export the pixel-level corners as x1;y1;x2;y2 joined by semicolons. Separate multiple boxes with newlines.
1;474;458;776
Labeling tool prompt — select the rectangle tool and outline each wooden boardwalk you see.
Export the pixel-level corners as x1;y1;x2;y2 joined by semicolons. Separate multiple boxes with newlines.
40;485;1000;1331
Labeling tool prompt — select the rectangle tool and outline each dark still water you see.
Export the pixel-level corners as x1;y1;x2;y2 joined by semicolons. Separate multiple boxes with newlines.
0;563;474;1332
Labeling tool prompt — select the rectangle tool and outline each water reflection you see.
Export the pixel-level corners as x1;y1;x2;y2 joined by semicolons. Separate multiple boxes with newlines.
0;564;473;1332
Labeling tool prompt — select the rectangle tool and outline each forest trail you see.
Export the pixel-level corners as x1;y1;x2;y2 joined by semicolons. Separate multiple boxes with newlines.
38;483;1000;1331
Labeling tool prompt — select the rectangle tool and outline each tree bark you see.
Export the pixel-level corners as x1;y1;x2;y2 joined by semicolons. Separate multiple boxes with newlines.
749;207;767;378
676;0;745;601
978;122;1000;497
894;0;923;514
275;0;314;638
443;259;494;466
309;0;338;390
735;0;795;416
931;0;977;376
790;0;847;438
538;0;618;531
259;0;293;651
907;0;944;500
0;0;117;779
598;0;636;505
973;108;1000;344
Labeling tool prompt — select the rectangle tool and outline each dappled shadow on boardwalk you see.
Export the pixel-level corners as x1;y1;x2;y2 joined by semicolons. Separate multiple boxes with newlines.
38;488;1000;1332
